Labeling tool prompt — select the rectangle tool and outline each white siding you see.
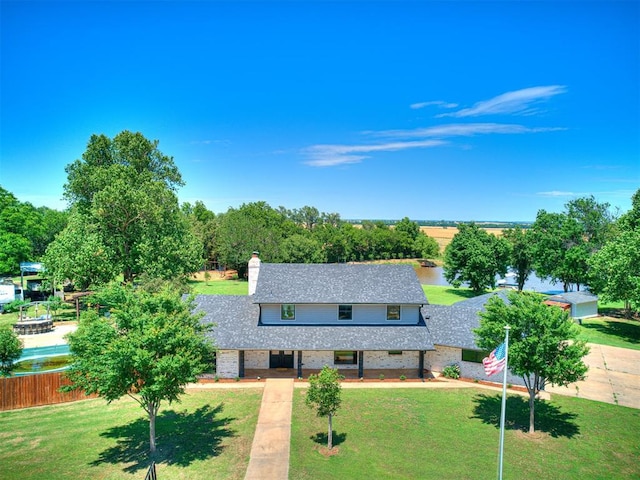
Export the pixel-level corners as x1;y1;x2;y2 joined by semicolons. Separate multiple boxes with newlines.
260;303;421;325
573;301;598;319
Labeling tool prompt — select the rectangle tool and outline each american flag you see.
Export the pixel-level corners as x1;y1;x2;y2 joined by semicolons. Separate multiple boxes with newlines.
483;342;506;376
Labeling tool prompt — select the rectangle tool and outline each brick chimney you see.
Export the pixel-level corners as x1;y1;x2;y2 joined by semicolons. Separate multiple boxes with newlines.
248;252;261;295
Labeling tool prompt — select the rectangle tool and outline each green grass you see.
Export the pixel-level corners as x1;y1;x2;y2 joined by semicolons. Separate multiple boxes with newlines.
290;388;640;480
0;389;262;480
577;317;640;350
188;279;248;295
0;302;78;329
422;284;479;305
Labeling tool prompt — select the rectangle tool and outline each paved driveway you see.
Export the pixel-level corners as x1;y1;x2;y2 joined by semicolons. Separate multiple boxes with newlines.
546;343;640;409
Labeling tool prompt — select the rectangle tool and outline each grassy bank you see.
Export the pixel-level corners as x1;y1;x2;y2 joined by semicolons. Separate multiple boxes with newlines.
290;388;640;480
0;389;262;479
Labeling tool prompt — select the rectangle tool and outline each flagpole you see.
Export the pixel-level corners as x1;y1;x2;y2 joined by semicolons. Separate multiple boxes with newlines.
498;325;510;480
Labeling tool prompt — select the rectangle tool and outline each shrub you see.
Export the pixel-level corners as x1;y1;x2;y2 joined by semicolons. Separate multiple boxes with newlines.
442;364;461;379
2;299;28;314
399;374;406;381
379;373;385;380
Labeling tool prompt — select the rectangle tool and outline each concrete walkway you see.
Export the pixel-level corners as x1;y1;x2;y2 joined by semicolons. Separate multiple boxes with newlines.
244;378;294;480
18;322;77;348
546;343;640;409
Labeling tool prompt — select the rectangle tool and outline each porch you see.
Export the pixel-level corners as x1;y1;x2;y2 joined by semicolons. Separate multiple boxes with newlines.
244;368;433;380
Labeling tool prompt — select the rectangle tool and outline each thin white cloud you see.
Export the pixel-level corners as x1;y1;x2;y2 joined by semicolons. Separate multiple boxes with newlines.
304;140;446;167
438;85;567;118
538;189;636;199
537;191;577;197
370;123;567;139
410;100;458;110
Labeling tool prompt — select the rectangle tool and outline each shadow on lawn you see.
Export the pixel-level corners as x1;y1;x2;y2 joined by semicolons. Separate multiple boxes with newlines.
581;318;640;345
471;394;580;438
310;431;347;447
91;403;235;473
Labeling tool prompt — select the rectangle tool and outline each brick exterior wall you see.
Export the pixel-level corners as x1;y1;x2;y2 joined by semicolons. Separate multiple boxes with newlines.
426;345;524;385
216;350;239;378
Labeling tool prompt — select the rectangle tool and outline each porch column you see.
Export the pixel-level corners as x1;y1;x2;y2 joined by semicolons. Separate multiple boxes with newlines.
297;351;303;378
358;351;364;378
239;350;245;378
418;350;424;379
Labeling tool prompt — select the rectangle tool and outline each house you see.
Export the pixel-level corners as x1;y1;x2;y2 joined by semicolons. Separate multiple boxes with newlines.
423;292;524;385
544;291;598;320
194;254;524;385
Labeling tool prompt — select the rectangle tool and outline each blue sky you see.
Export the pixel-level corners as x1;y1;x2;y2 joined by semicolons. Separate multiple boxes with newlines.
1;1;638;222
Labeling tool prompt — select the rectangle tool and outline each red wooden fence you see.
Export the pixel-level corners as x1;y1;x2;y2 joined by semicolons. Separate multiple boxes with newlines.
0;372;96;411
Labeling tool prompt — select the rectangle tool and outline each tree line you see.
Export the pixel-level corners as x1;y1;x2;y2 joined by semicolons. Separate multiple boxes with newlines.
443;191;640;315
1;130;638;316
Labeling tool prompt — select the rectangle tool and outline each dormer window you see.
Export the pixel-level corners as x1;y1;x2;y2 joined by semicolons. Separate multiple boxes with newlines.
338;305;352;320
386;305;401;320
281;304;295;320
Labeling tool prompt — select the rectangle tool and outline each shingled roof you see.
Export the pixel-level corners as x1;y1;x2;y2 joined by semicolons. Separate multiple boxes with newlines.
195;295;434;351
423;291;510;350
251;263;428;305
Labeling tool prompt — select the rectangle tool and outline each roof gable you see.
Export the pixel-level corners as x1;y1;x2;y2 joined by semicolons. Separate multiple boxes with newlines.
252;263;427;305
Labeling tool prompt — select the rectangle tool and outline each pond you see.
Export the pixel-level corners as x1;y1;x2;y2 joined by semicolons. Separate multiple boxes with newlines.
414;266;565;293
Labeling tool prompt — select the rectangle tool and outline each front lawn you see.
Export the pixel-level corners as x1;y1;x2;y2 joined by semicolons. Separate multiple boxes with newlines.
0;389;262;480
577;316;640;350
290;388;640;480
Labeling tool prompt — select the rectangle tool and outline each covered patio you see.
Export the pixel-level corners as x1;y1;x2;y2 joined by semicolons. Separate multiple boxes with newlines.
243;368;434;380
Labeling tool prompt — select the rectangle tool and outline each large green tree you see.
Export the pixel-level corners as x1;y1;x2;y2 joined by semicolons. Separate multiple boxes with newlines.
64;131;183;210
618;188;640;231
42;210;118;291
531;196;615;292
443;223;510;293
589;229;640;316
63;283;214;453
183;201;218;264
0;327;23;377
0;186;67;274
215;202;297;277
530;211;587;292
53;131;201;284
502;226;534;291
305;366;343;449
475;291;589;433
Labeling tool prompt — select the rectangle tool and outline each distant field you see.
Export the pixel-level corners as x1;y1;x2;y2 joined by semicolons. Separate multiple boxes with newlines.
420;226;503;252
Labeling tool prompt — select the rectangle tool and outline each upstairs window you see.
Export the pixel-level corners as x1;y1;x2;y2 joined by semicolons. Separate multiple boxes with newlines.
386;305;401;320
338;305;353;320
281;304;295;320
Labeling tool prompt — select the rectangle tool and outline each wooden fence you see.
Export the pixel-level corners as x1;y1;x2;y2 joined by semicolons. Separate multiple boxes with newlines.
0;372;96;411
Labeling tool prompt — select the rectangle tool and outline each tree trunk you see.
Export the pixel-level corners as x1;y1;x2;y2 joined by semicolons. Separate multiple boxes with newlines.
149;405;157;453
327;413;333;449
528;381;536;434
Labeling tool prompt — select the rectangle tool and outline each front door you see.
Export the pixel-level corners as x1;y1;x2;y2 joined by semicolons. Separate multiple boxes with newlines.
269;350;294;368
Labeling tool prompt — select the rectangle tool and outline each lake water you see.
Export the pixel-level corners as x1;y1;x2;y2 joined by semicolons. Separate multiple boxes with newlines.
414;266;564;294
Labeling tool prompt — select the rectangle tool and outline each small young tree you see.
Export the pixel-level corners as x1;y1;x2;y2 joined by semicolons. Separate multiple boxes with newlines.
475;291;589;434
305;366;344;449
0;327;23;376
63;282;214;453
